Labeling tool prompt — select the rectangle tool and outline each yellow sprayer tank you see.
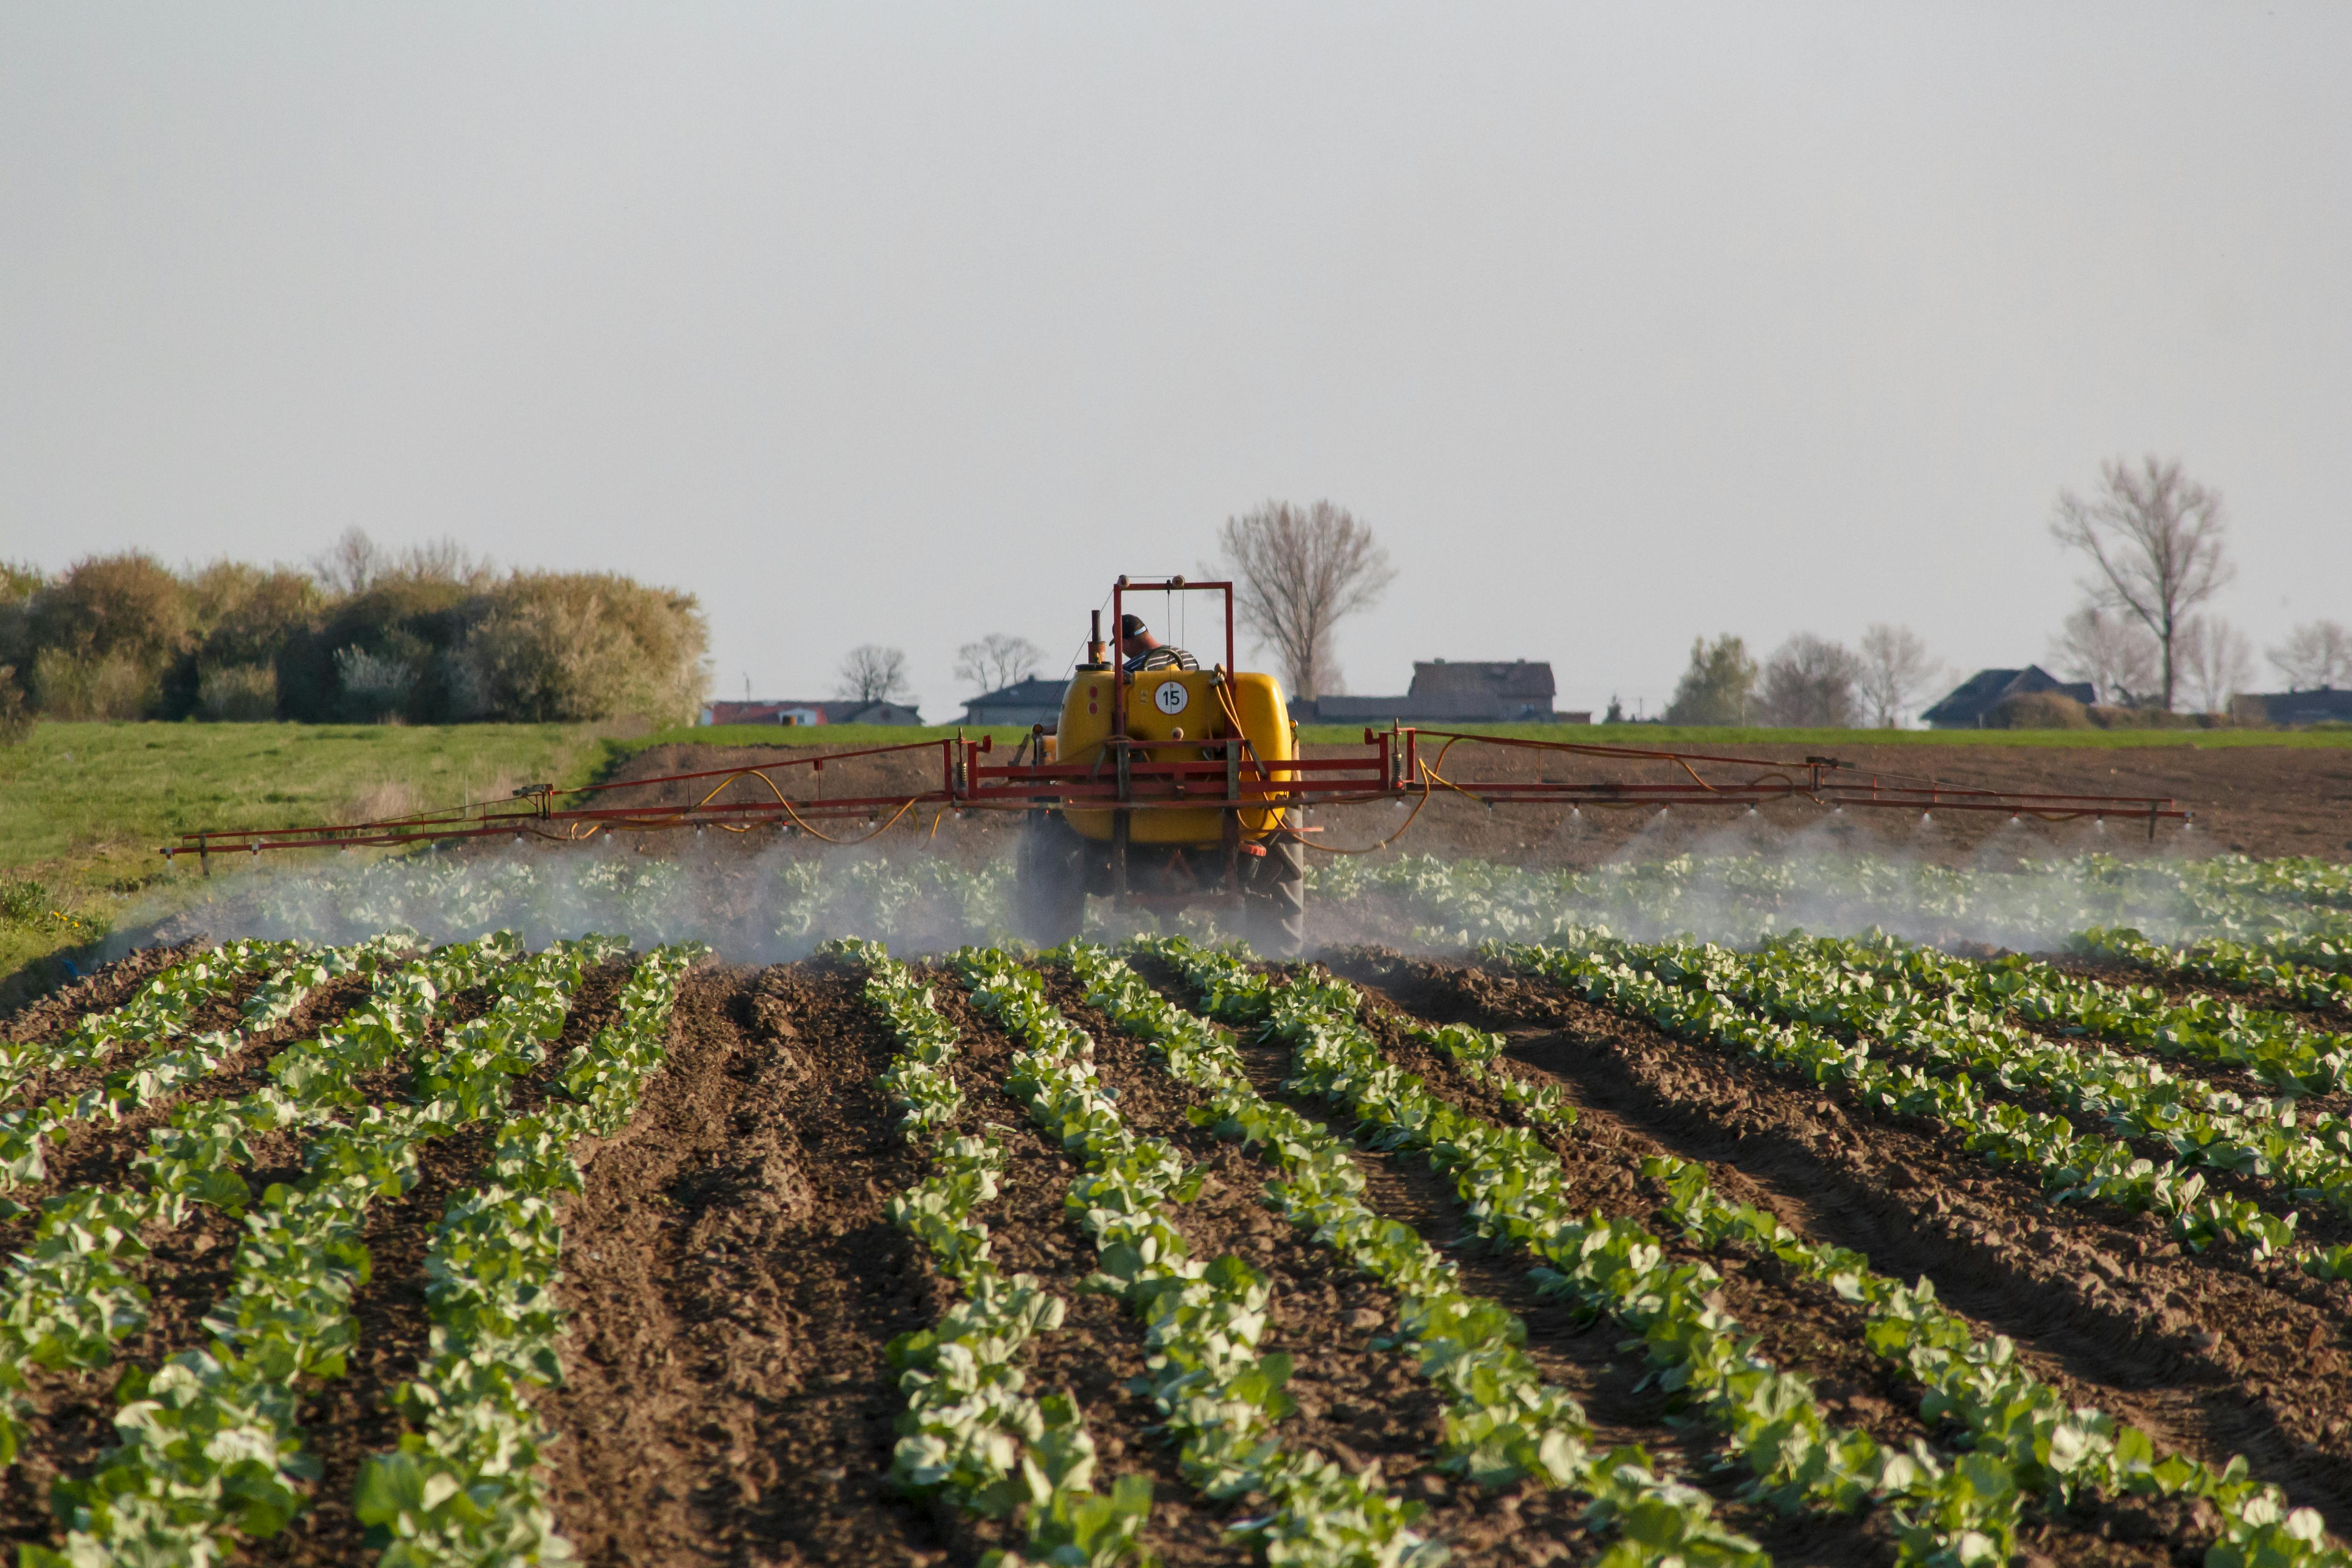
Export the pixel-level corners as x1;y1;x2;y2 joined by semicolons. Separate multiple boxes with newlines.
1056;667;1295;845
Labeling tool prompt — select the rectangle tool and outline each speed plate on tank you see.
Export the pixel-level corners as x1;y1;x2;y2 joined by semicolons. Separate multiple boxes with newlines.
1152;681;1190;716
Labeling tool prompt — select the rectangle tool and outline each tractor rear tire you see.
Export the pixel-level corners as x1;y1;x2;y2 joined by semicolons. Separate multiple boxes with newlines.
1016;811;1089;946
1247;828;1307;958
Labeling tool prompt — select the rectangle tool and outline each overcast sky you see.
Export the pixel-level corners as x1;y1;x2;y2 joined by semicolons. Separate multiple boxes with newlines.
4;4;2346;719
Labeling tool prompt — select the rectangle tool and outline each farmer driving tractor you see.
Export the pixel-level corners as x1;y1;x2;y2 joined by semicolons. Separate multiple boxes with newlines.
1118;613;1199;672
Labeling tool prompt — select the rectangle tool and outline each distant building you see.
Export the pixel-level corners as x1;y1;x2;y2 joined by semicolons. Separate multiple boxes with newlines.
1922;666;2095;728
960;677;1069;730
698;699;925;726
2235;687;2352;726
1292;660;1584;725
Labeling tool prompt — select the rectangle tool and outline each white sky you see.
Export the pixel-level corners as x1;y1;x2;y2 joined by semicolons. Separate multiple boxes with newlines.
3;4;2347;719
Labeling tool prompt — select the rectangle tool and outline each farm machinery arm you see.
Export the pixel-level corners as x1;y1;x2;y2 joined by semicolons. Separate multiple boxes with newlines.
158;725;2188;870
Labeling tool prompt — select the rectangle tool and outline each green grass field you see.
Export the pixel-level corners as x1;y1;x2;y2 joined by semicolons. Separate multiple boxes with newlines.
0;721;609;1003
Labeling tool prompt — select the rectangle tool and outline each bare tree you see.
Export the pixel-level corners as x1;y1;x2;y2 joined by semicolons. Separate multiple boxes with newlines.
393;536;495;587
2268;619;2352;691
1856;624;1941;728
2047;605;2160;707
954;633;1045;694
1758;633;1864;727
2178;615;2253;714
1215;500;1397;698
2049;456;2233;709
311;527;384;596
835;644;912;704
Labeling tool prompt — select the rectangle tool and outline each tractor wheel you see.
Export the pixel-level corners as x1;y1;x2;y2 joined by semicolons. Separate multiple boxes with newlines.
1247;824;1307;958
1016;811;1089;946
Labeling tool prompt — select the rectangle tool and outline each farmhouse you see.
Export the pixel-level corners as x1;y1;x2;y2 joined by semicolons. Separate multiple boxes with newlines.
1292;660;1586;725
1922;666;2095;728
698;699;925;726
959;677;1069;730
2235;687;2352;726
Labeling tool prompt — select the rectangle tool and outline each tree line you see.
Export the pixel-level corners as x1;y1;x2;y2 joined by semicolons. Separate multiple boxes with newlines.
1659;456;2345;729
0;529;709;737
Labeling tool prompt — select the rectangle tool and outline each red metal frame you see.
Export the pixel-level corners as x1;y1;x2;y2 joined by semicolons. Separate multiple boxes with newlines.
160;724;2188;867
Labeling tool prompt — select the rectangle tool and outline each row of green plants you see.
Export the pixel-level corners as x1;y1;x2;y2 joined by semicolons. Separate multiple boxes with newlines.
2080;928;2352;1015
1640;1155;2338;1568
1501;936;2351;1281
843;940;1154;1568
1146;937;2007;1567
1063;942;1759;1568
354;940;705;1566
1160;938;2347;1568
0;933;500;1470
950;944;1448;1568
0;938;310;1171
1605;930;2352;1263
1311;851;2352;956
33;934;622;1566
1816;930;2352;1099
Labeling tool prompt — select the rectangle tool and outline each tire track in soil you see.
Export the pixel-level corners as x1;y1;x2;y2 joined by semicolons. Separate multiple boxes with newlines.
539;960;951;1568
1046;964;1899;1568
249;959;633;1568
1320;947;2352;1554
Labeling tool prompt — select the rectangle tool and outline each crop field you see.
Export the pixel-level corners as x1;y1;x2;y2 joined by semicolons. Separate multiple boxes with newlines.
0;847;2350;1567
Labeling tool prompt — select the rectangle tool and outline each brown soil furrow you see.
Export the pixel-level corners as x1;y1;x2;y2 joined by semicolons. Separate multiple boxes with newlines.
251;958;633;1567
539;961;948;1567
1046;964;1903;1568
1319;948;2352;1544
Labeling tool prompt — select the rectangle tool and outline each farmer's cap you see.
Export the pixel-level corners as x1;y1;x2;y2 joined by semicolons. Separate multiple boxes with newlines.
1119;613;1148;639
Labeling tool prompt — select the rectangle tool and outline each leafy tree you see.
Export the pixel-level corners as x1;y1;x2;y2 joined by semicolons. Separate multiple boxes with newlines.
1663;635;1756;725
2049;456;2232;710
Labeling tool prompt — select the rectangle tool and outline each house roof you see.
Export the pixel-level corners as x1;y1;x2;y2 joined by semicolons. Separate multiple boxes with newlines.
1409;660;1555;701
701;698;925;726
965;677;1069;706
2247;687;2352;724
1921;665;2094;726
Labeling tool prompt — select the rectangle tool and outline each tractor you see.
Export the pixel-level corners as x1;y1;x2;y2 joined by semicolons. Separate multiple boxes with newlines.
1013;578;1308;952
